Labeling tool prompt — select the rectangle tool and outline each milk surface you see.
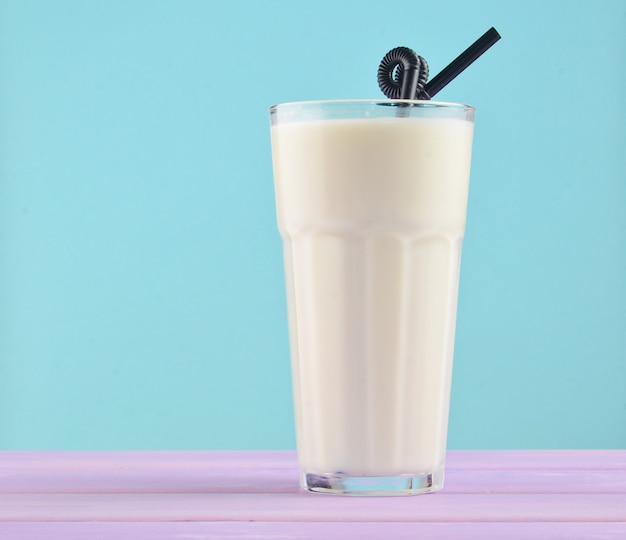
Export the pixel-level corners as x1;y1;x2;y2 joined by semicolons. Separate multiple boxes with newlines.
271;115;474;477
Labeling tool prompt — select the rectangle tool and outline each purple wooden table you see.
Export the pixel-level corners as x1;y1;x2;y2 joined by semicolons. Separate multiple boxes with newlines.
1;450;625;539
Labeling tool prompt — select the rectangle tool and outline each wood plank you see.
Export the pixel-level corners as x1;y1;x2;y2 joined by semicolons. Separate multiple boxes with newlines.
1;493;625;522
2;451;625;495
1;466;625;495
446;450;626;470
2;522;626;540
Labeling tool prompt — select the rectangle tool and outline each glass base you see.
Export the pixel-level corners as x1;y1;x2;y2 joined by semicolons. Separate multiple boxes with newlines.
302;468;444;496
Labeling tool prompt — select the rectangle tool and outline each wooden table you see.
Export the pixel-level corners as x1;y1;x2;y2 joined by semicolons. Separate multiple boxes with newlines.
1;450;625;538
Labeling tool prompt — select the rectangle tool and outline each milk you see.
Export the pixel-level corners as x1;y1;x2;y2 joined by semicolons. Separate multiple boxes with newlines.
271;112;474;480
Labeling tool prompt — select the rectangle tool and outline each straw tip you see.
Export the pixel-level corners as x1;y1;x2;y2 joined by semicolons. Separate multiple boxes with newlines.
488;27;502;40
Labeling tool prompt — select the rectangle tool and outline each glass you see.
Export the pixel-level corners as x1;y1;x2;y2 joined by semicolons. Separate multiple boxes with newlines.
270;100;475;495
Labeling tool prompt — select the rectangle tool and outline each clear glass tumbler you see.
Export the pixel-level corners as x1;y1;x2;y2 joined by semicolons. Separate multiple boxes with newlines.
270;100;475;495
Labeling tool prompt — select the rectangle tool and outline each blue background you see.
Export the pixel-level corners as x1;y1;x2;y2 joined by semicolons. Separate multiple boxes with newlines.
0;0;624;450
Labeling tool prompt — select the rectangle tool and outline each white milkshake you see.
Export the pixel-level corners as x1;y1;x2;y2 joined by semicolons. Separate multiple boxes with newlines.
270;101;474;494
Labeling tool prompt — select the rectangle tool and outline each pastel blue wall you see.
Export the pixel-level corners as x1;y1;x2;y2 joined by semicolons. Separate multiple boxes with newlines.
0;0;624;450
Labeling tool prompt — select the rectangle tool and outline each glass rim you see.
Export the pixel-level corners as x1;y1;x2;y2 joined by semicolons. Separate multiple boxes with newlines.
269;99;475;114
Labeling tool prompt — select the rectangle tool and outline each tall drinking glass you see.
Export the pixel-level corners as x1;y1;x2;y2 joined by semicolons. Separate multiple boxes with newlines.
270;100;475;495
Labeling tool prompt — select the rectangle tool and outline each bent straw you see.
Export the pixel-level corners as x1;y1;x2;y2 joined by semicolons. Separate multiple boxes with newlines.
424;27;501;98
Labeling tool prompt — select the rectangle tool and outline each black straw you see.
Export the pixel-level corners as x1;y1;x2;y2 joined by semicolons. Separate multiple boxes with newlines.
377;47;429;100
424;27;501;98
